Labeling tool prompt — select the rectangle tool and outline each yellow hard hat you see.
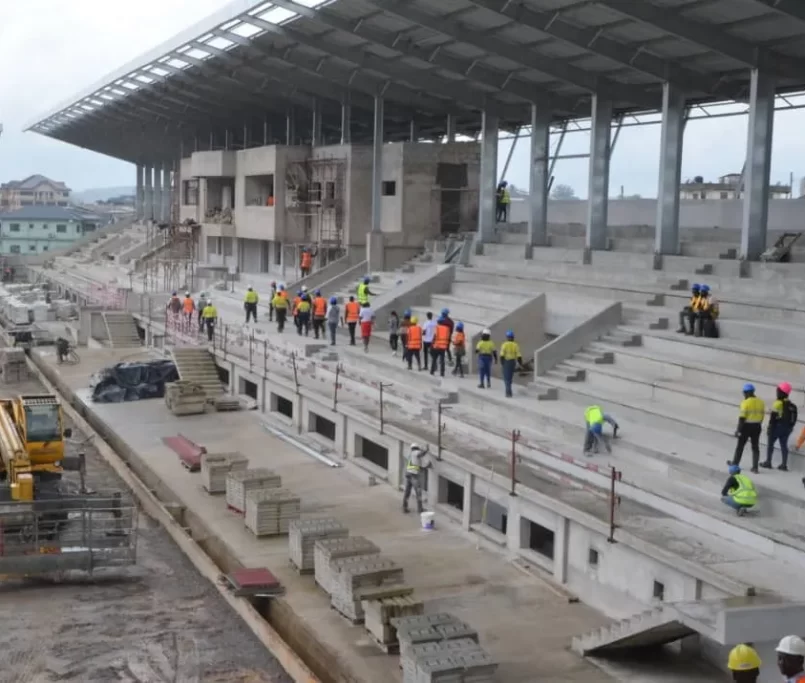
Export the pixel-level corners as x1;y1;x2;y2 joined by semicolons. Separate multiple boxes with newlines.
727;643;761;671
411;316;418;324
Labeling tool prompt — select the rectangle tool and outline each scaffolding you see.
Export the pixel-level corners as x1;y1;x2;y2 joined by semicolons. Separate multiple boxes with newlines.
140;220;199;294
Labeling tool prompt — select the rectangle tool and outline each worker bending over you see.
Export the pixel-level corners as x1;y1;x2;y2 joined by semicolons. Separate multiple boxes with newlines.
475;329;497;389
430;314;451;377
326;296;339;346
201;299;217;342
406;316;423;371
500;330;524;398
343;296;360;345
762;381;797;471
359;302;374;352
583;405;617;455
776;635;805;682
726;643;761;682
271;287;289;333
729;383;764;473
721;465;757;517
244;286;259;323
296;293;311;336
312;290;327;340
357;276;373;306
402;443;431;514
451;323;466;378
677;283;701;335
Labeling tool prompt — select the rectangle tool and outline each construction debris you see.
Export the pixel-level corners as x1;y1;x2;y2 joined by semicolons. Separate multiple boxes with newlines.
362;594;424;652
244;488;301;537
288;517;348;574
214;395;241;412
314;536;380;595
225;467;281;513
164;380;206;415
201;451;248;494
329;556;406;623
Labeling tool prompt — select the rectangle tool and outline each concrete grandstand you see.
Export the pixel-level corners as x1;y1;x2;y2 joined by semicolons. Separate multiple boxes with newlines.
20;1;805;682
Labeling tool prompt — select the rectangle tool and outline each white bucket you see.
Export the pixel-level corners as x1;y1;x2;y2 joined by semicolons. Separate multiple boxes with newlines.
420;511;435;531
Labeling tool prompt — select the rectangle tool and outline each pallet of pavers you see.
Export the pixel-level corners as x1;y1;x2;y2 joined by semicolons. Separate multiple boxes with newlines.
201;451;248;494
393;614;480;664
362;594;424;653
244;488;301;537
225;467;281;514
313;536;380;595
409;641;497;683
288;518;348;574
329;555;408;624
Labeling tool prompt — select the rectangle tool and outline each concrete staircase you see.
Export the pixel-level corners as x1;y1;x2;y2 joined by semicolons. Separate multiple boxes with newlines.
102;312;142;347
170;347;225;398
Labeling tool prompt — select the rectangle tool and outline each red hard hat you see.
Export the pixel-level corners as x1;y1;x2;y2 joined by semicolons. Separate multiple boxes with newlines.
778;381;792;395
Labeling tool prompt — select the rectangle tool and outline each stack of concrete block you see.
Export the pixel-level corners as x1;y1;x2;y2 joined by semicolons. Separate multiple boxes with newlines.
201;451;248;494
225;468;281;513
164;380;207;416
405;640;497;683
329;555;407;623
393;614;480;664
244;488;301;537
288;518;348;573
314;536;380;594
362;594;424;651
0;347;27;383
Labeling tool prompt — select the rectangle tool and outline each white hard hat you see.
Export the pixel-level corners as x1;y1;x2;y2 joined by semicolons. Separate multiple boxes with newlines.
482;328;491;335
410;443;421;452
302;285;308;292
185;292;190;296
776;635;805;657
247;285;253;290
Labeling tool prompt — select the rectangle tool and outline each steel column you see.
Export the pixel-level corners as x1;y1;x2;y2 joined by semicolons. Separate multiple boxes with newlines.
152;162;163;223
340;103;351;144
477;111;499;243
286;108;295;146
143;164;154;222
409;120;417;142
741;69;776;261
371;96;384;234
446;114;456;142
263;118;268;145
135;164;144;220
163;164;172;223
528;106;551;248
585;96;613;251
312;101;322;146
655;83;686;256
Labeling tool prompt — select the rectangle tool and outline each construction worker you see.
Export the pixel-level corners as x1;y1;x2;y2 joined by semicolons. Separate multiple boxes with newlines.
182;292;195;325
475;328;497;389
441;308;455;365
268;281;277;322
496;181;511;222
721;465;757;517
695;284;719;338
762;381;797;471
326;296;340;346
726;643;761;682
197;291;209;333
451;322;466;378
388;311;400;356
201;299;217;342
357;276;373;306
167;291;182;316
729;383;765;473
583;405;612;455
271;286;289;333
430;313;451;377
244;286;259;323
677;284;701;335
406;316;423;371
776;635;805;681
343;296;360;345
359;301;374;352
499;330;525;398
402;443;430;514
422;312;436;372
296;293;311;336
292;290;303;333
300;247;313;277
400;310;412;362
312;289;327;339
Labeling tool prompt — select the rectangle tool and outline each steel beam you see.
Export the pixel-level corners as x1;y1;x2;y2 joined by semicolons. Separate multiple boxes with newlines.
598;0;804;81
143;163;154;222
371;96;384;235
135;164;144;220
655;83;686;256
586;96;613;251
477;111;499;243
741;70;776;261
528;106;551;248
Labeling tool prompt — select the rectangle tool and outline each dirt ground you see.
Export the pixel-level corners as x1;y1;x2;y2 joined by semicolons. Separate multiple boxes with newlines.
0;379;291;683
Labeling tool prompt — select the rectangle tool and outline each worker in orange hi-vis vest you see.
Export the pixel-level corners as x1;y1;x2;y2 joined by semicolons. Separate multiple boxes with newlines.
312;289;327;340
300;246;318;277
343;296;361;346
182;292;195;325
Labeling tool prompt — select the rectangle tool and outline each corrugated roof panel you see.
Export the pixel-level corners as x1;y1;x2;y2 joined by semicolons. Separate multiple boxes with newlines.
490;21;553;44
684;0;770;23
560;3;634;27
531;42;594;60
603;21;670;44
729;16;801;42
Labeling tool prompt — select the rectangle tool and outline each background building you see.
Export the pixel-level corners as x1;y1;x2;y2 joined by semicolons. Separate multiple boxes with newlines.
0;175;71;210
680;173;792;200
0;205;100;255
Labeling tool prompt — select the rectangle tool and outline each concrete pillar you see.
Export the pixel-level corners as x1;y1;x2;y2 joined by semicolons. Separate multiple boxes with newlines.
741;69;776;261
409;120;417;142
286;109;295;146
162;165;172;222
340;103;351;145
585;95;613;252
152;163;163;223
312;101;322;146
477;111;499;244
526;104;550;254
224;129;230;151
446;114;456;143
222;185;233;211
143;164;154;222
553;517;569;585
135;164;144;220
655;83;686;257
371;96;383;235
263;119;268;145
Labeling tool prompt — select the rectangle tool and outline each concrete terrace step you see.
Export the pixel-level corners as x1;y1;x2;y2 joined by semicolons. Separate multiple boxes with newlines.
170;347;225;397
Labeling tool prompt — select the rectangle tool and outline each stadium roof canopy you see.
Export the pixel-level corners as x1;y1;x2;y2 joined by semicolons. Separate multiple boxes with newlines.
26;0;805;164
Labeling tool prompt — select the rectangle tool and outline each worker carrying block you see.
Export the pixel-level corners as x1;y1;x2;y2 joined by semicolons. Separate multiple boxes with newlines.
583;405;619;455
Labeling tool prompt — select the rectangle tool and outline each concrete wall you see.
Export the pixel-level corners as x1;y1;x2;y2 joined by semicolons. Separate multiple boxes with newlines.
190;150;237;178
371;264;456;330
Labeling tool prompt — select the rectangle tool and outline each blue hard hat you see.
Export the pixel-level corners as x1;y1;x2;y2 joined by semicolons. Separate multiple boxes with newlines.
363;276;370;284
441;308;449;316
728;464;741;475
315;289;321;296
404;308;411;317
743;383;755;393
279;283;285;290
691;283;701;291
505;329;514;339
329;296;337;305
297;290;303;296
591;422;603;435
700;284;710;293
456;322;464;331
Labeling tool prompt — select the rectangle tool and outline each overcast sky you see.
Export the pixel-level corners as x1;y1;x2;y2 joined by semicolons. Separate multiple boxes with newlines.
2;1;805;197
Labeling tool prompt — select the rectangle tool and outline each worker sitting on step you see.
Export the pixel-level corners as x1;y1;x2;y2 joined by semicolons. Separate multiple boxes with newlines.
676;283;701;335
776;635;805;681
244;286;259;324
475;329;497;389
499;330;525;398
406;316;423;371
694;284;719;338
402;443;431;514
201;299;217;342
451;322;466;378
271;287;289;333
726;643;762;682
296;294;311;337
430;313;451;377
182;292;195;325
583;405;616;455
721;465;757;517
312;289;327;340
343;296;360;345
